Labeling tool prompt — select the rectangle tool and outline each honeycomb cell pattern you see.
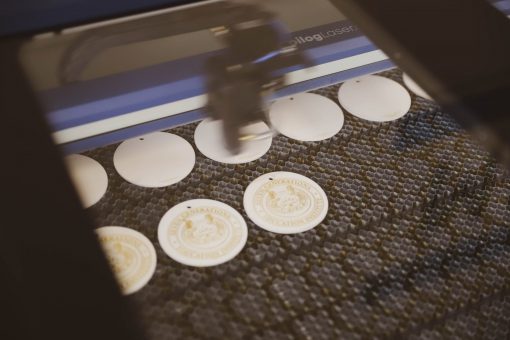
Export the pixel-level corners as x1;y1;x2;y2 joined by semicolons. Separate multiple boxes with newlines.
87;69;510;339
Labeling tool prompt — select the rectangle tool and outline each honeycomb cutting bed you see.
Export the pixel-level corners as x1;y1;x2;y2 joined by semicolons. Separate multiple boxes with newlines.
86;70;510;339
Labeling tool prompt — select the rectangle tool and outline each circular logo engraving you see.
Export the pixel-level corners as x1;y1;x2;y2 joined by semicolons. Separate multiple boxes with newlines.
244;172;328;234
96;226;157;295
158;199;248;267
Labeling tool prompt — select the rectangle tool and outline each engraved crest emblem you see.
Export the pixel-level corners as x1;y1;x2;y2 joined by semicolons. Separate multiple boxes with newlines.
182;214;228;248
266;185;310;216
103;241;137;276
96;226;157;295
158;199;248;267
244;172;329;234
